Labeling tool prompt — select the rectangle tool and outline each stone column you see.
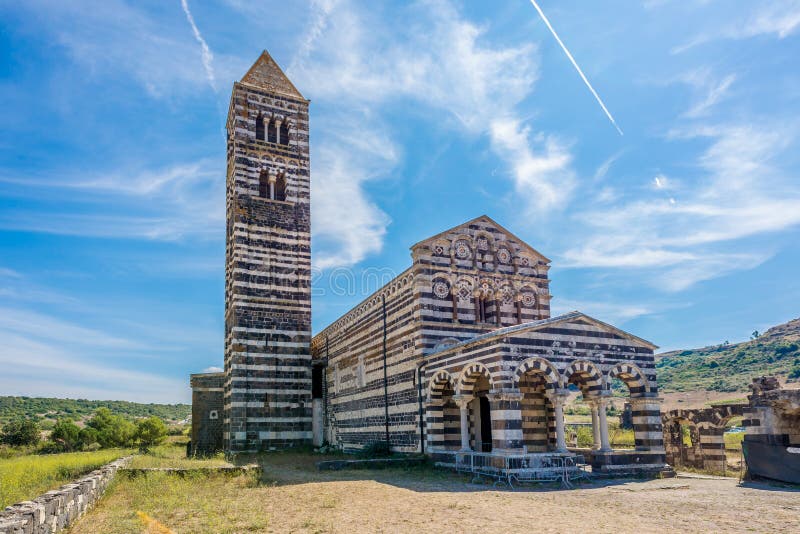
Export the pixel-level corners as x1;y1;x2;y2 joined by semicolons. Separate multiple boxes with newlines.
588;399;601;450
597;395;612;452
268;173;277;200
629;396;665;452
547;389;570;452
274;119;282;144
453;395;472;451
487;389;524;453
424;400;445;451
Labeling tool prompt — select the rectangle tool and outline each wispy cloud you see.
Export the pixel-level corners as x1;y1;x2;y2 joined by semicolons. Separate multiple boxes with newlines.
673;1;800;53
180;0;217;92
0;160;223;240
285;0;574;265
677;69;736;118
527;0;623;136
561;121;800;290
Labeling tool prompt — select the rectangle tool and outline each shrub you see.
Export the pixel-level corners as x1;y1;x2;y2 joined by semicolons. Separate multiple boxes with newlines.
49;419;82;452
0;419;40;447
135;417;168;452
87;408;136;448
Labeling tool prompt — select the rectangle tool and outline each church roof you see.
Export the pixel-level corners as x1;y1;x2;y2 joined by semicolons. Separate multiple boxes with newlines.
240;50;306;100
411;214;551;263
426;311;658;355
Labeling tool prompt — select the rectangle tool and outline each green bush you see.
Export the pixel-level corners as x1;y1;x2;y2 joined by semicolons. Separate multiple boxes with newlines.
49;419;82;452
0;419;40;447
135;417;168;452
87;408;136;448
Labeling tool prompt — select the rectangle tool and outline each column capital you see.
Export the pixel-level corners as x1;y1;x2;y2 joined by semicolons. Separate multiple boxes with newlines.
629;395;663;406
452;394;473;409
424;399;444;408
545;388;570;404
487;388;522;402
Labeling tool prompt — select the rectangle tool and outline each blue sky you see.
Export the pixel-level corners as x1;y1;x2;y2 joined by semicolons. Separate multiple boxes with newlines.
1;0;799;403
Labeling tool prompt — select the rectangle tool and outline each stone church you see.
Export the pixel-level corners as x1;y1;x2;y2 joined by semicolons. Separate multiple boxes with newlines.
191;51;668;475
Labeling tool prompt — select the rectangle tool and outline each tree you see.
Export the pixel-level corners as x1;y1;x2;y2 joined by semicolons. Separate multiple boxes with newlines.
87;407;135;448
50;419;82;451
0;419;40;447
751;330;760;340
135;417;168;452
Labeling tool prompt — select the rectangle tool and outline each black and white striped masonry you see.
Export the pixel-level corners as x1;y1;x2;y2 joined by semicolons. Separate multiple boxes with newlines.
222;51;313;452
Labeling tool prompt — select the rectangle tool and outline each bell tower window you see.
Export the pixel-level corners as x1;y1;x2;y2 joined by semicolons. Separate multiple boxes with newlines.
259;170;269;199
280;122;290;146
275;174;287;201
267;119;277;143
255;114;265;141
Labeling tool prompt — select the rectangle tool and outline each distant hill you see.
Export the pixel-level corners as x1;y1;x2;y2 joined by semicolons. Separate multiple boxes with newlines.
0;396;191;426
657;317;800;393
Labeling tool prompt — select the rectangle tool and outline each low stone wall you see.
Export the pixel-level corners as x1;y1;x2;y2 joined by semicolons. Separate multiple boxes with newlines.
0;456;131;534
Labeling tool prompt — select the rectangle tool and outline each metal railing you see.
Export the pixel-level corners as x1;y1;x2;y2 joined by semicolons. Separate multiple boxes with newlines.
453;451;589;489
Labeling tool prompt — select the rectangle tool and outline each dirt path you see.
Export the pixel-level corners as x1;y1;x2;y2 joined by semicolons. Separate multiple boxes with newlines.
70;455;800;533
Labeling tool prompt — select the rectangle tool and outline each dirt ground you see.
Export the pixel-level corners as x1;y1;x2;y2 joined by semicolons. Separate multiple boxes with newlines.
68;453;800;534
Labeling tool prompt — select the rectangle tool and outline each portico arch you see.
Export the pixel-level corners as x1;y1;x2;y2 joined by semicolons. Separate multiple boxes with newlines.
426;371;459;451
514;357;562;452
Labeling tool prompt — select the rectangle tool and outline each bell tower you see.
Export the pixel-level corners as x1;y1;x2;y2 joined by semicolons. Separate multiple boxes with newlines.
223;51;312;451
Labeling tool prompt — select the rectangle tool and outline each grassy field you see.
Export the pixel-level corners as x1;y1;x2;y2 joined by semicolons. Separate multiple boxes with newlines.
0;449;129;508
129;441;231;469
69;451;800;533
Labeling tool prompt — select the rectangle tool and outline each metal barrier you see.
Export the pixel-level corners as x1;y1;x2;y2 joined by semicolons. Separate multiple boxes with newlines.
453;451;589;489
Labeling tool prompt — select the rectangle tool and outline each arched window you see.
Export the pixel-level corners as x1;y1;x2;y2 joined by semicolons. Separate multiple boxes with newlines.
267;119;277;143
255;114;265;141
280;122;290;145
259;170;269;199
275;173;287;201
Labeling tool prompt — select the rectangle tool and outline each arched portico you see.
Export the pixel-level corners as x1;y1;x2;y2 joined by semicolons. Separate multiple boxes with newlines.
606;363;664;453
514;357;567;452
426;371;460;451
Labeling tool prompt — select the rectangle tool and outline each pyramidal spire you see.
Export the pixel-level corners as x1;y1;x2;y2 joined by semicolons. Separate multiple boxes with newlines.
240;50;305;100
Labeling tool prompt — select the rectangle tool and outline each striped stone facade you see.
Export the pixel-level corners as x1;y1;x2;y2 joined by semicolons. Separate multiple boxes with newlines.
190;52;668;474
311;216;668;473
221;51;313;452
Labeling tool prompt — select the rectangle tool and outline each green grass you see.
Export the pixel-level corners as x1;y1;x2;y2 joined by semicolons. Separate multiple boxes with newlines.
0;449;130;508
129;441;231;469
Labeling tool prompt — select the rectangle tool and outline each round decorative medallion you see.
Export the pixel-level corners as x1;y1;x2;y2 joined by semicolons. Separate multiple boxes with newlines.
432;280;450;299
454;240;471;259
496;247;511;264
520;292;536;307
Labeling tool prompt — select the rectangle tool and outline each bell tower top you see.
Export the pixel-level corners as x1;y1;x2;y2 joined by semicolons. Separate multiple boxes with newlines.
240;50;306;101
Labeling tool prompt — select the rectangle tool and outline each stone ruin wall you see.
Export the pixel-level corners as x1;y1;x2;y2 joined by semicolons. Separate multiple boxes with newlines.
0;457;130;534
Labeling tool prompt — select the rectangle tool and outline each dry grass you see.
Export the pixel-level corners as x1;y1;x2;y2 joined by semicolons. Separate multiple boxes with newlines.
128;441;231;469
68;452;800;533
0;449;129;508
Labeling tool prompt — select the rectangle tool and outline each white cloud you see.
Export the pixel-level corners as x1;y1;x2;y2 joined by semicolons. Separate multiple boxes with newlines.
0;160;223;240
16;0;244;98
202;366;223;373
561;121;800;290
286;0;571;266
673;1;800;53
552;298;654;324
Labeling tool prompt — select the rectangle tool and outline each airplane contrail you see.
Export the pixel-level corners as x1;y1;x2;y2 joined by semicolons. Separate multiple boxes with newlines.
528;0;623;136
181;0;217;92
